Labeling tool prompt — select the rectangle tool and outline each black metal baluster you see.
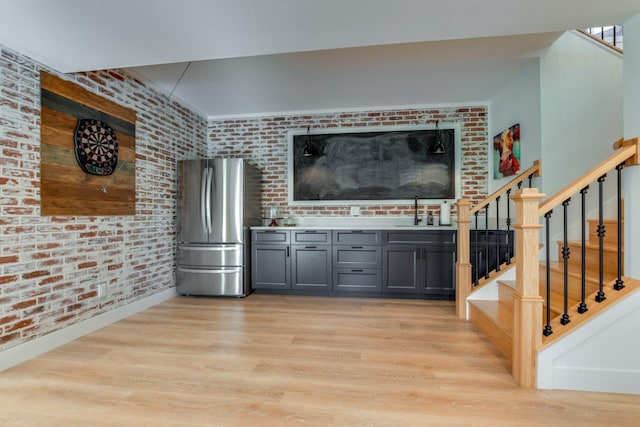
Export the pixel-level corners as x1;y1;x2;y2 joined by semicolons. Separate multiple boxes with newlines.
528;173;534;188
495;196;501;272
595;175;607;303
485;205;490;279
578;186;589;314
614;163;625;291
506;189;512;264
561;199;571;325
517;181;523;189
474;211;480;286
543;210;553;337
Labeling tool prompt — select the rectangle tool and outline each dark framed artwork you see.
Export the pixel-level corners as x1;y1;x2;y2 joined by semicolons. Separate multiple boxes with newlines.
288;125;460;204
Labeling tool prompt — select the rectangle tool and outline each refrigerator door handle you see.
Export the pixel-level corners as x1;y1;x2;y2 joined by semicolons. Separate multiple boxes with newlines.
205;166;213;235
178;267;241;274
200;166;208;235
179;245;242;251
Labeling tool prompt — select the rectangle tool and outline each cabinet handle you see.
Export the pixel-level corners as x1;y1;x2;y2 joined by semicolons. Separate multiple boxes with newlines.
286;246;290;257
304;230;318;233
351;230;363;233
351;246;363;249
265;230;277;233
305;246;317;249
351;269;363;273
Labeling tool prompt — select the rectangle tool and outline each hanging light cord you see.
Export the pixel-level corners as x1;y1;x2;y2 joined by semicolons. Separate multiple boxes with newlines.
169;61;192;99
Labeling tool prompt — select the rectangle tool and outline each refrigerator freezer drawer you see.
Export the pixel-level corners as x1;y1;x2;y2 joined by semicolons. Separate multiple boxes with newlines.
177;244;243;267
177;266;245;296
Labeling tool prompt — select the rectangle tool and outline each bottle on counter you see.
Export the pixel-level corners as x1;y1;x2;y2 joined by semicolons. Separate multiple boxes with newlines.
426;210;434;226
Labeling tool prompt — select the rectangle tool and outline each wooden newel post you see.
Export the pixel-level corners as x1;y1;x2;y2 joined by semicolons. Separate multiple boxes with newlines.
456;199;473;319
510;188;545;388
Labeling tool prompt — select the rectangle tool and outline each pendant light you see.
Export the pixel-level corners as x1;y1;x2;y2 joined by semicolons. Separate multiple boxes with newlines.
432;120;446;154
302;126;314;157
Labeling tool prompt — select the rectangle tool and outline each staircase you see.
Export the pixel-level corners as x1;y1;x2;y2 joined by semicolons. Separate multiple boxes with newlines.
457;137;640;391
469;215;625;360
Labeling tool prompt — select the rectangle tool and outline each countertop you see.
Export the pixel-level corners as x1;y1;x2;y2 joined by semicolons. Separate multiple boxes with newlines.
251;225;457;231
251;216;458;231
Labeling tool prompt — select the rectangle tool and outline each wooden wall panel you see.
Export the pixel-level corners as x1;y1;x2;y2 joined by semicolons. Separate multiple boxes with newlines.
40;72;136;216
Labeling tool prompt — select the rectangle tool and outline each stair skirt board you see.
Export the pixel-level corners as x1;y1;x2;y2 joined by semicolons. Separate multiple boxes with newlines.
537;289;640;395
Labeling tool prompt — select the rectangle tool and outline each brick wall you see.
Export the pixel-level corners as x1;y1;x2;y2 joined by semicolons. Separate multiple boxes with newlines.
208;107;488;218
0;45;207;350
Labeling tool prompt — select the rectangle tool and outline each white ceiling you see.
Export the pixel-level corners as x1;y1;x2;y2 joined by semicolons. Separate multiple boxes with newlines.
0;0;638;117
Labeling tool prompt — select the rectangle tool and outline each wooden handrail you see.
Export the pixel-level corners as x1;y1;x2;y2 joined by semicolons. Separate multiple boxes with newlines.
538;138;639;216
577;29;624;55
470;160;541;215
612;137;625;150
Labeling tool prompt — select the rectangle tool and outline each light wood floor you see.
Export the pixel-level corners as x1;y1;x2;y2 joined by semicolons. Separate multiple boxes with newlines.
1;294;639;426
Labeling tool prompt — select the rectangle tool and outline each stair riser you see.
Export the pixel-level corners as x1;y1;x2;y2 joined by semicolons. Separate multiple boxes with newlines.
469;303;513;361
557;244;622;277
588;219;623;246
539;265;599;301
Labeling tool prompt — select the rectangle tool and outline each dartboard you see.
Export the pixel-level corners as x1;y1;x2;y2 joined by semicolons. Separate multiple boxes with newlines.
74;119;118;176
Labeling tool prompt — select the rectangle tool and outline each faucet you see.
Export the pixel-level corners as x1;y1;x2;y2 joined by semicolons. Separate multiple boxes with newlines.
414;196;422;226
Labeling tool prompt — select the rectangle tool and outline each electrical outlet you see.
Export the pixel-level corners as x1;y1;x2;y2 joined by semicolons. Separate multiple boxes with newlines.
350;206;360;216
97;283;106;300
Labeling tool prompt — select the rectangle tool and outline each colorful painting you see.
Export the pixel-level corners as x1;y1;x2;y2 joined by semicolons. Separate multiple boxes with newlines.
493;123;521;179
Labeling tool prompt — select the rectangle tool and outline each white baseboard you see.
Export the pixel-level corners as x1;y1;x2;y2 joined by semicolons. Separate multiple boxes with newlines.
0;288;178;372
551;366;640;394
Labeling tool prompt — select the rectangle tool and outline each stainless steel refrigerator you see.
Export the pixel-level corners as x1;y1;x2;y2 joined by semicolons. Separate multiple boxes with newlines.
176;158;261;296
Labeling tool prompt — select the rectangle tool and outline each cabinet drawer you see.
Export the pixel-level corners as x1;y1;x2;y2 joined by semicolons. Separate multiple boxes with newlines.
333;245;381;268
384;230;456;244
333;268;381;292
293;230;330;244
333;230;381;245
252;229;290;244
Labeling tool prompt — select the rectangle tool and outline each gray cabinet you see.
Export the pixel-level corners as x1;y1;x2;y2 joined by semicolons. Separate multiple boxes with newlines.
383;245;421;293
291;230;331;290
383;231;456;298
252;230;290;289
251;228;456;299
332;230;382;292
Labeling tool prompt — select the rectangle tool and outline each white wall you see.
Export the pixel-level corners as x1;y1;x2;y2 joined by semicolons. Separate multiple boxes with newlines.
624;14;640;280
488;60;541;229
489;60;542;193
540;31;623;197
538;31;623;257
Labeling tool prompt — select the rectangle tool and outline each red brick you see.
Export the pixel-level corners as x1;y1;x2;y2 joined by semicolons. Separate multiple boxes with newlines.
78;261;98;269
22;270;49;280
0;275;18;285
12;299;36;310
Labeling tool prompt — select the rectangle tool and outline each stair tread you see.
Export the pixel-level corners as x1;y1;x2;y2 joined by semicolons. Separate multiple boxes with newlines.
469;300;514;336
541;261;617;283
560;240;623;252
498;280;516;288
587;218;623;223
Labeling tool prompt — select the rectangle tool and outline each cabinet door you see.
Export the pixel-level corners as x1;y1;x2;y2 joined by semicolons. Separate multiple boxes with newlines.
422;247;456;295
291;245;332;290
252;244;290;289
382;245;420;293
